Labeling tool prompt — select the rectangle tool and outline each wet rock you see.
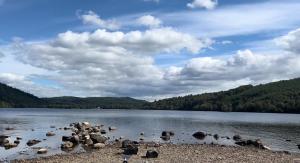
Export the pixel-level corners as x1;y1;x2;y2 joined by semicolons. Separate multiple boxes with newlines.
82;122;92;129
61;141;74;149
146;150;159;158
37;148;48;154
50;125;56;128
108;126;117;131
16;137;22;140
14;140;20;144
92;127;100;133
4;143;18;149
90;133;108;143
235;139;266;149
26;139;41;146
100;129;107;134
297;144;300;150
62;135;79;144
93;143;105;149
46;131;56;137
140;132;144;136
192;131;206;140
285;139;291;142
122;140;139;148
213;134;219;140
64;127;71;130
233;135;242;141
123;145;138;155
161;131;174;141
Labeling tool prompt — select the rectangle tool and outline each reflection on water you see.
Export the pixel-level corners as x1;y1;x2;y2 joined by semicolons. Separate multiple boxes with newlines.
0;108;300;161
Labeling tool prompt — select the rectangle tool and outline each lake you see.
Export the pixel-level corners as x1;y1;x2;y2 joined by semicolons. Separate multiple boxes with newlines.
0;108;300;161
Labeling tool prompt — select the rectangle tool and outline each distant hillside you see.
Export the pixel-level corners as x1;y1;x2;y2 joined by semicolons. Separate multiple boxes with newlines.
1;78;300;113
0;83;44;108
42;96;148;109
148;78;300;113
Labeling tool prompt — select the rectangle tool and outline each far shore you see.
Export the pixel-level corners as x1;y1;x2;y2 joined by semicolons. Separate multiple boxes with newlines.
12;143;300;163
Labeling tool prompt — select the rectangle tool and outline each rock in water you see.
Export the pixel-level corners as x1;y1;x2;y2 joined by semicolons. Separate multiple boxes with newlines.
146;150;159;158
297;144;300;150
192;132;206;140
4;143;18;149
93;143;105;149
0;135;9;145
90;133;108;143
37;148;48;154
233;135;242;141
27;139;41;146
46;131;55;137
108;126;117;131
123;145;138;155
14;140;20;144
213;134;219;140
61;141;74;149
100;129;107;134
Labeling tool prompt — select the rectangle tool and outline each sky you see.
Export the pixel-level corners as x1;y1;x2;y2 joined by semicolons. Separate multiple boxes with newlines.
0;0;300;100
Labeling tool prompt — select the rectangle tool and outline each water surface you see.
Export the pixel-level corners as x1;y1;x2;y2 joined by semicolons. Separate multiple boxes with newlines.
0;108;300;161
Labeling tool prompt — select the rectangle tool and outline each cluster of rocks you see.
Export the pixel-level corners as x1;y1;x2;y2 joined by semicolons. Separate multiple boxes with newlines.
60;122;109;151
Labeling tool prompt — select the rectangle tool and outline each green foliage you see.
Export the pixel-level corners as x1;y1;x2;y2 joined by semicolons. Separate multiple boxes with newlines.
147;78;300;113
1;78;300;113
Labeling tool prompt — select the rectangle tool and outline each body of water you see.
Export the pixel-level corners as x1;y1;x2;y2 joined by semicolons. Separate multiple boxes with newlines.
0;108;300;161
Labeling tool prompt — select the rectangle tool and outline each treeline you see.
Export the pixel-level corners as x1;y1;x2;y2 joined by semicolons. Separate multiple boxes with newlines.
147;78;300;113
1;78;300;113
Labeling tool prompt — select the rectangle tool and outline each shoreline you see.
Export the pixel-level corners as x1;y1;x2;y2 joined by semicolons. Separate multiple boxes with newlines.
12;143;300;163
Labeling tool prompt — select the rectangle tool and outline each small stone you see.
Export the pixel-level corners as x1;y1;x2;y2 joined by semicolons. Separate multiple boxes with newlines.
16;137;22;140
46;131;55;137
14;140;20;144
27;139;41;146
37;148;48;154
5;127;14;130
146;150;159;158
108;126;117;131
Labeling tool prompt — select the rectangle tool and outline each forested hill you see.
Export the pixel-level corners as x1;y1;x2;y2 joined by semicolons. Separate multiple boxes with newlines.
42;96;148;109
1;78;300;113
0;83;44;108
148;78;300;113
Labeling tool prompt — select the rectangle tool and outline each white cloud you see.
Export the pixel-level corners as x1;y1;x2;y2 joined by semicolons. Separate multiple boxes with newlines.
187;0;218;10
78;11;120;30
137;15;162;28
143;0;159;3
275;28;300;54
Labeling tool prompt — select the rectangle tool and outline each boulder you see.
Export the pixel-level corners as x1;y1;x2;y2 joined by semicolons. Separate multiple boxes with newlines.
62;135;79;144
61;141;74;149
90;133;108;143
46;131;56;137
146;150;159;158
123;145;138;155
27;139;41;146
192;131;206;140
93;143;105;149
233;135;242;141
37;148;48;154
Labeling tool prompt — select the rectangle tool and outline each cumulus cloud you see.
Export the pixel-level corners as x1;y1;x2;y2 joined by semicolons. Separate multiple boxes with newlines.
137;15;162;28
187;0;218;10
276;28;300;54
78;11;120;30
11;27;211;97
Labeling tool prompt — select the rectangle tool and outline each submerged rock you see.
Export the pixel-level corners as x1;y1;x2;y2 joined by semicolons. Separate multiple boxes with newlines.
146;150;159;158
193;131;206;140
26;139;41;146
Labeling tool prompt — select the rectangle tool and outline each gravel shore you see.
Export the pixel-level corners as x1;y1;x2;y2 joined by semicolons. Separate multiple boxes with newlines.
13;143;300;163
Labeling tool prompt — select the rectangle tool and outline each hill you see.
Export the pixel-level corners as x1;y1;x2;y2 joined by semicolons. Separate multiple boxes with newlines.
1;78;300;113
42;96;148;109
0;83;44;108
148;78;300;113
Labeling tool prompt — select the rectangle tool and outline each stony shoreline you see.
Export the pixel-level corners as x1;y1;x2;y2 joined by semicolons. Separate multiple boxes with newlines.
12;143;300;163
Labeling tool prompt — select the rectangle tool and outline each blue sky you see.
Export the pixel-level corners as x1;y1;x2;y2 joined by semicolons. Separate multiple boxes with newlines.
0;0;300;100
